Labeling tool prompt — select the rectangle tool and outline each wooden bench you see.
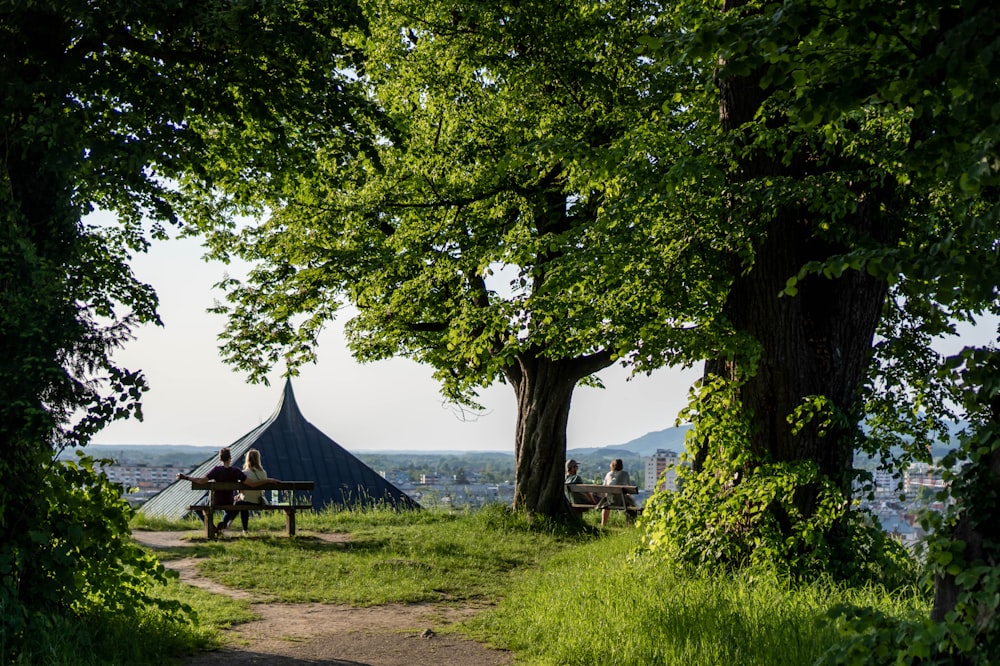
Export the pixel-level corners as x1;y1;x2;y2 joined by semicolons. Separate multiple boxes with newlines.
566;483;642;522
187;480;314;539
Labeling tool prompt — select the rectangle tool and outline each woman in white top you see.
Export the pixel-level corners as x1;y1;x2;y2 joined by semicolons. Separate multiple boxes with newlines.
234;449;268;534
601;458;635;526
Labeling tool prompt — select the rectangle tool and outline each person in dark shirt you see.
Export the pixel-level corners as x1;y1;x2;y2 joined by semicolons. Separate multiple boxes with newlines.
178;447;264;534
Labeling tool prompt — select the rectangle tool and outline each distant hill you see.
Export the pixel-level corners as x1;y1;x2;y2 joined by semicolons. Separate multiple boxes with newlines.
570;424;691;457
584;419;970;460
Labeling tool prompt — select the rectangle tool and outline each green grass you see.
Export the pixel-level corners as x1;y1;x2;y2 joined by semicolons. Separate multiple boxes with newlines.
153;576;259;630
6;566;261;665
123;505;927;665
464;529;928;665
7;594;211;666
130;511;203;531
174;504;573;605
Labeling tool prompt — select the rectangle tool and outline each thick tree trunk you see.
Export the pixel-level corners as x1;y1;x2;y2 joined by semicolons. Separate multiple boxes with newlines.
709;0;894;514
505;350;612;518
718;214;888;496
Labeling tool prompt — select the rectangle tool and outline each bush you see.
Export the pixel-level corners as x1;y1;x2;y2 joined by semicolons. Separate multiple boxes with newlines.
639;459;916;588
1;452;191;661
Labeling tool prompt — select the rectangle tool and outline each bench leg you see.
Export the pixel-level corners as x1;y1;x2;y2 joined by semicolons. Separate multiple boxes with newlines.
285;509;296;537
201;509;216;539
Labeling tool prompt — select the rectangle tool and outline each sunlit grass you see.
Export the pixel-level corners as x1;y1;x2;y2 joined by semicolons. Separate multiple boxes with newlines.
150;576;258;630
465;529;928;666
177;504;575;605
129;510;202;531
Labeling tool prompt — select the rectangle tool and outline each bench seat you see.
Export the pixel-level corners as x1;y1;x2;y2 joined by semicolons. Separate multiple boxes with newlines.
186;503;312;537
187;480;314;538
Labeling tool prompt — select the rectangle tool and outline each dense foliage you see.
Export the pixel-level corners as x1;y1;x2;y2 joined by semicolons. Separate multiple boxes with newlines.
627;0;932;585
636;0;1000;661
197;0;718;516
0;0;363;658
639;382;915;587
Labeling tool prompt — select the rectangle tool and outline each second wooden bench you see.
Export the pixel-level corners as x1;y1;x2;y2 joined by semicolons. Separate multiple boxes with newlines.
566;483;642;522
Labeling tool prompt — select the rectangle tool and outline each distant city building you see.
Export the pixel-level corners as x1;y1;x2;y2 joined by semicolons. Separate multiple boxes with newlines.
644;449;680;491
101;462;185;492
379;469;411;486
905;462;946;496
872;468;900;497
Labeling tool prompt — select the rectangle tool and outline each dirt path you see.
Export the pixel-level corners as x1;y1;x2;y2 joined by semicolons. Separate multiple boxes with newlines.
133;531;513;666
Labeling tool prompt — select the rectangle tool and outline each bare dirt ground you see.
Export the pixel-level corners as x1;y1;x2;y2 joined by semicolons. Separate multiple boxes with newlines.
132;531;514;666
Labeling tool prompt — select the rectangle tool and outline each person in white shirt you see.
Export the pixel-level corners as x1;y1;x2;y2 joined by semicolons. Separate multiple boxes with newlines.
233;449;269;535
601;458;634;526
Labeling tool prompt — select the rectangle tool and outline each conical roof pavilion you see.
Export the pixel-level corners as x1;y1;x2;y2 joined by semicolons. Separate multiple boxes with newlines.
139;380;420;518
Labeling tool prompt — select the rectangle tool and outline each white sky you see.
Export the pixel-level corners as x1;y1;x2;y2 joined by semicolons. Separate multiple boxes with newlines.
92;229;704;452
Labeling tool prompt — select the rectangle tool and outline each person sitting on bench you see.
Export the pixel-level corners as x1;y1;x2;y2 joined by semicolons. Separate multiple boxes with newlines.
177;447;266;535
599;458;635;526
565;459;595;505
232;449;269;535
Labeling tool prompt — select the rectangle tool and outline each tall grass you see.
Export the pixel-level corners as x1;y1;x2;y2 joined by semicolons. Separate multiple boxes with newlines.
7;569;260;665
465;530;928;666
7;601;209;666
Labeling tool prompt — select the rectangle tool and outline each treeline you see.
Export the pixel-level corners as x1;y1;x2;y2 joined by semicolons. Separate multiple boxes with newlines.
355;450;645;487
83;446;647;489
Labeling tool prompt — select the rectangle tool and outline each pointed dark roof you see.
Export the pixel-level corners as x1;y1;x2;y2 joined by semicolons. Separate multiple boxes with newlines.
139;380;420;519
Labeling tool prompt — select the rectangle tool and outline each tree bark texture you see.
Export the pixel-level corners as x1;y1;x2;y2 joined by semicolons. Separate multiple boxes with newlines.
708;0;895;511
719;210;889;494
505;351;612;518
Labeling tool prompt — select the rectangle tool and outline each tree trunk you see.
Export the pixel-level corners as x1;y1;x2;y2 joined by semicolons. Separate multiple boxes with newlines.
505;350;612;518
709;0;895;514
718;212;889;496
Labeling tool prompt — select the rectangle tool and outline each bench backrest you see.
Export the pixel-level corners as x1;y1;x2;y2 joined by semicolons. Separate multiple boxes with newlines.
565;483;637;495
190;480;314;491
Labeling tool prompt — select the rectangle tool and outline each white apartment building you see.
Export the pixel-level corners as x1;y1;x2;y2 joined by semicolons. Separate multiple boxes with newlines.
101;463;185;491
644;449;680;491
904;462;946;496
872;468;900;497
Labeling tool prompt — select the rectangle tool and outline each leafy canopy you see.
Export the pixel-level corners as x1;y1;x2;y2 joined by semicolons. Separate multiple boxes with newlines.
1;0;364;655
201;0;721;407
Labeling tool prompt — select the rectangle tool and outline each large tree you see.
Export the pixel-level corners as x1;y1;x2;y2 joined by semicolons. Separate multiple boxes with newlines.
639;0;942;580
643;0;1000;658
1;0;363;654
731;0;1000;660
199;0;716;518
